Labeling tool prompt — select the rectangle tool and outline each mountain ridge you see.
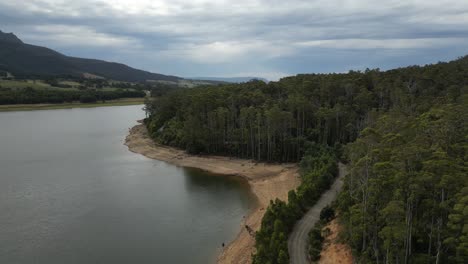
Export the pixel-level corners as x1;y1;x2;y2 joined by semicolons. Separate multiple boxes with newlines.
0;30;181;82
0;30;23;44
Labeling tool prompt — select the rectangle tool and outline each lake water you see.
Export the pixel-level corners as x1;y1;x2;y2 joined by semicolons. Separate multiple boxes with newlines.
0;105;254;264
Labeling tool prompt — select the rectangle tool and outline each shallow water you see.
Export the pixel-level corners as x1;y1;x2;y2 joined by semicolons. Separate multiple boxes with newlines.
0;105;254;264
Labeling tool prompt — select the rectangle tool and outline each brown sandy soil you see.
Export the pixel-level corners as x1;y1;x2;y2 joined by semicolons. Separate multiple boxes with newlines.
319;219;354;264
124;123;301;264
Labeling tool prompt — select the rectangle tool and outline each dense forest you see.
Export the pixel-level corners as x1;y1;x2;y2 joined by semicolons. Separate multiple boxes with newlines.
144;56;467;263
337;103;467;263
0;87;145;104
145;56;467;162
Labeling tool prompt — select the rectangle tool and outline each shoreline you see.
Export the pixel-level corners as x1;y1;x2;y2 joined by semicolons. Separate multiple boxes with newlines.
124;123;300;264
0;98;145;112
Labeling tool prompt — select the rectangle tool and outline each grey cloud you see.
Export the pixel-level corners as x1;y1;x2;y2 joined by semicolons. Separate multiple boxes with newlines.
0;0;467;80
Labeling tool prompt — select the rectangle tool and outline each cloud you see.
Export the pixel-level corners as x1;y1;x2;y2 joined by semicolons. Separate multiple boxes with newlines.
295;37;468;50
21;25;142;48
0;0;467;78
163;40;294;64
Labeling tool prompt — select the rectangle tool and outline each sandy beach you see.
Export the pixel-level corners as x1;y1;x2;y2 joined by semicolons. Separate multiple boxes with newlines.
125;123;300;264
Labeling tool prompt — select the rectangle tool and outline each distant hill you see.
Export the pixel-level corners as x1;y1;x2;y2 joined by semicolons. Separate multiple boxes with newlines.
0;30;181;82
189;76;268;83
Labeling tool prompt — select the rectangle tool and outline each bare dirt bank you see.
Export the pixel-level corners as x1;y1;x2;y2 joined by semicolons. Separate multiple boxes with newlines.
124;123;300;264
319;219;353;264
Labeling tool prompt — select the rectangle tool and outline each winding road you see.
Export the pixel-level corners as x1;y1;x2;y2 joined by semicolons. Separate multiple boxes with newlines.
288;163;347;264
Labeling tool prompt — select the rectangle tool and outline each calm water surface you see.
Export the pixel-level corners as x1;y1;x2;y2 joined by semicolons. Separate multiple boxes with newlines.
0;105;254;264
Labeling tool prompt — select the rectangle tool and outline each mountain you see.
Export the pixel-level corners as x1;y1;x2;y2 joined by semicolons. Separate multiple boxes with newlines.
0;31;23;44
0;30;181;82
189;76;269;83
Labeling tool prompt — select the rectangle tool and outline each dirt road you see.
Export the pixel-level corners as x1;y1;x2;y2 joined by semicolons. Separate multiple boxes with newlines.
288;163;347;264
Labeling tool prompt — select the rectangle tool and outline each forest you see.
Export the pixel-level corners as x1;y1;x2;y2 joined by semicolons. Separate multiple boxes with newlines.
144;56;467;263
337;103;467;263
0;87;145;104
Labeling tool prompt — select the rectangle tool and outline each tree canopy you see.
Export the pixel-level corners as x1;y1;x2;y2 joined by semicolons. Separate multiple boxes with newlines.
145;55;467;263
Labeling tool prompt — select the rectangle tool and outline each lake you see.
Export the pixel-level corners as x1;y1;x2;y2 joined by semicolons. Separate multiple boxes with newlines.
0;105;254;264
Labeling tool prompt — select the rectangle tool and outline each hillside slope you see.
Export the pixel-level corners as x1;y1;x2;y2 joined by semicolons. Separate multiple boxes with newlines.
0;30;180;82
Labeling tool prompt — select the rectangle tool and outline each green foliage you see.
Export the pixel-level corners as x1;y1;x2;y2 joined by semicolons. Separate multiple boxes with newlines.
79;93;97;103
308;205;338;262
0;87;145;104
145;56;468;162
308;224;325;261
252;145;337;264
445;187;468;263
338;101;467;263
142;56;468;263
320;205;335;222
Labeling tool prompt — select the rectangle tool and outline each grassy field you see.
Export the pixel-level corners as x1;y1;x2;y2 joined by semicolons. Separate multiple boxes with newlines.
0;80;137;92
0;98;145;112
58;80;81;87
0;80;54;90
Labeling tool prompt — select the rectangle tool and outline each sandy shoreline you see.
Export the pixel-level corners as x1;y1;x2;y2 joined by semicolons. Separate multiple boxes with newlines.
125;123;300;264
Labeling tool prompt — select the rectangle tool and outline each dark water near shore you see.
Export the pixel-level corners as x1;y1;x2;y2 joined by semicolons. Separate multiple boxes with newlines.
0;105;254;264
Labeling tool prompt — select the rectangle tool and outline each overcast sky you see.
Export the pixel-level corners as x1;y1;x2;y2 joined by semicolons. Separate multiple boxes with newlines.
1;0;467;80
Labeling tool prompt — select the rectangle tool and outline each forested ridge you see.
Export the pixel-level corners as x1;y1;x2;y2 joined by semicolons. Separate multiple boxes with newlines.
145;56;467;162
144;56;467;263
337;102;467;263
